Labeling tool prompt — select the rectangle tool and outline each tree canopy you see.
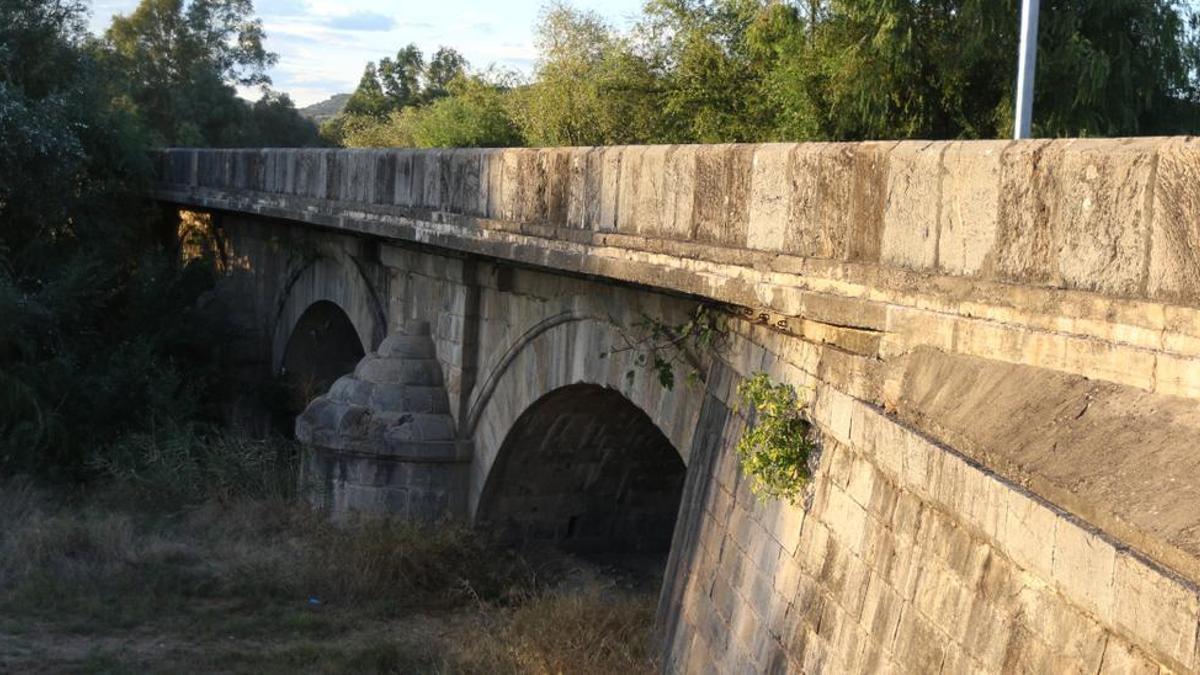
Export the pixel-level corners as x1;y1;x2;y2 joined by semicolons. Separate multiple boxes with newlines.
331;0;1200;148
0;0;315;479
103;0;318;146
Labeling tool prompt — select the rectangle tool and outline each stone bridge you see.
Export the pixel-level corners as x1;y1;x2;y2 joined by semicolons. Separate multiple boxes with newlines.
153;139;1200;674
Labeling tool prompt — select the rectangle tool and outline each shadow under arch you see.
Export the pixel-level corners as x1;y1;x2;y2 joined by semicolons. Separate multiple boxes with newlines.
475;383;687;555
276;300;366;428
270;248;386;376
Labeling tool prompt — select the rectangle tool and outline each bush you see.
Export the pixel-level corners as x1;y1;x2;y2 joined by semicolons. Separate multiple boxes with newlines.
735;372;816;502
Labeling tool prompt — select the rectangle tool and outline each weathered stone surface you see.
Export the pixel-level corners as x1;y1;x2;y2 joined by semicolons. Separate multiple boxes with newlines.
297;323;466;522
1149;137;1200;301
881;140;943;270
938;140;1007;275
1053;139;1157;295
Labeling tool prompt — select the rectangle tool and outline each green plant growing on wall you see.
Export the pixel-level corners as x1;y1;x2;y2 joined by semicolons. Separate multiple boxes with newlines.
735;372;814;502
603;304;727;390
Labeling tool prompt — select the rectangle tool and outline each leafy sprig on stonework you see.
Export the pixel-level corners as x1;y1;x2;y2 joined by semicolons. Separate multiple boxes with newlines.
735;372;815;502
603;304;727;390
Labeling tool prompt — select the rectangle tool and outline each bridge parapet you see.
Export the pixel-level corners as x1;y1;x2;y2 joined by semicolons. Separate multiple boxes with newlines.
154;140;1200;400
156;139;1200;303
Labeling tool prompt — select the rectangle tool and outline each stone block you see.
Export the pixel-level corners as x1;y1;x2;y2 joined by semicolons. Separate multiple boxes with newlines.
564;147;589;228
498;150;522;221
796;519;831;576
1112;552;1199;670
785;142;842;259
821;486;871;558
1154;352;1200;399
633;145;668;236
959;470;1008;543
772;552;806;598
997;491;1057;580
859;573;905;651
995;138;1157;294
846;142;892;263
662;145;698;240
540;148;571;225
889;490;924;544
1097;638;1163;675
617;146;645;234
954;592;1014;670
1014;584;1107;673
881;141;943;271
1051;520;1117;622
892;608;948;673
1056;138;1157;295
1149;137;1200;301
747;144;795;252
694;144;752;247
844;454;877;511
938;140;1006;275
913;567;970;635
597;147;622;232
993;139;1070;285
760;499;805;557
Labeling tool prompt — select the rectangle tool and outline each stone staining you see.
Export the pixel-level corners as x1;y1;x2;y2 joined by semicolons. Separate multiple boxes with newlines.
296;320;467;522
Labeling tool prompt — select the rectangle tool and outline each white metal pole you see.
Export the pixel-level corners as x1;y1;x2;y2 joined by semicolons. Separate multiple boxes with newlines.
1014;0;1041;139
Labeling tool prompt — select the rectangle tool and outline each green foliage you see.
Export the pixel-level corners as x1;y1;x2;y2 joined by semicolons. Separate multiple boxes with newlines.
378;44;424;109
344;62;390;119
102;0;318;147
339;72;523;149
329;0;1199;148
606;305;726;390
0;0;230;480
735;372;815;502
344;43;471;118
510;3;664;146
334;46;518;149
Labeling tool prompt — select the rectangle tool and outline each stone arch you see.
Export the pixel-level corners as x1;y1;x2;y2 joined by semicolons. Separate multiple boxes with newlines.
465;309;707;518
270;247;386;375
475;383;686;553
280;300;366;397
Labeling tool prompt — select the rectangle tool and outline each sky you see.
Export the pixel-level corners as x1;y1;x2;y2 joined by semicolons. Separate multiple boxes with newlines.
87;0;645;107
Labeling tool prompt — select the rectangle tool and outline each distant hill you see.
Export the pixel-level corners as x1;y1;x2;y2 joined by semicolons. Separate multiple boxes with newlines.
298;94;350;122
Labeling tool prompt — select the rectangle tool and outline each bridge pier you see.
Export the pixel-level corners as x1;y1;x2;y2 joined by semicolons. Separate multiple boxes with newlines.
296;320;470;521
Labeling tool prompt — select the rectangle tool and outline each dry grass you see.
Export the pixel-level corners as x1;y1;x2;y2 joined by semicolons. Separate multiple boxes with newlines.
0;477;660;674
449;586;659;675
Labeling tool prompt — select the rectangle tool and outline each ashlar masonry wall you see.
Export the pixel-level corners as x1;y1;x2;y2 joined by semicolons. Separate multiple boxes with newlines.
662;322;1198;674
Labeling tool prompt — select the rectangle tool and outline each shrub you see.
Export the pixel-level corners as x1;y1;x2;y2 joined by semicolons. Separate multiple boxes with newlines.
735;372;816;502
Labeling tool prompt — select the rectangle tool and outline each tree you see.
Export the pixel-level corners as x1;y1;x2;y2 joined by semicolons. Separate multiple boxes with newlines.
245;90;321;146
423;47;468;101
344;62;390;118
512;3;664;146
770;0;1200;140
378;44;424;109
103;0;278;145
1;0;222;477
409;72;522;147
638;0;795;143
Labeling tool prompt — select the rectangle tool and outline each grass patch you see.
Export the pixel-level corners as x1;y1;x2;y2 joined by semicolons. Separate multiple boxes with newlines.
0;475;659;674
